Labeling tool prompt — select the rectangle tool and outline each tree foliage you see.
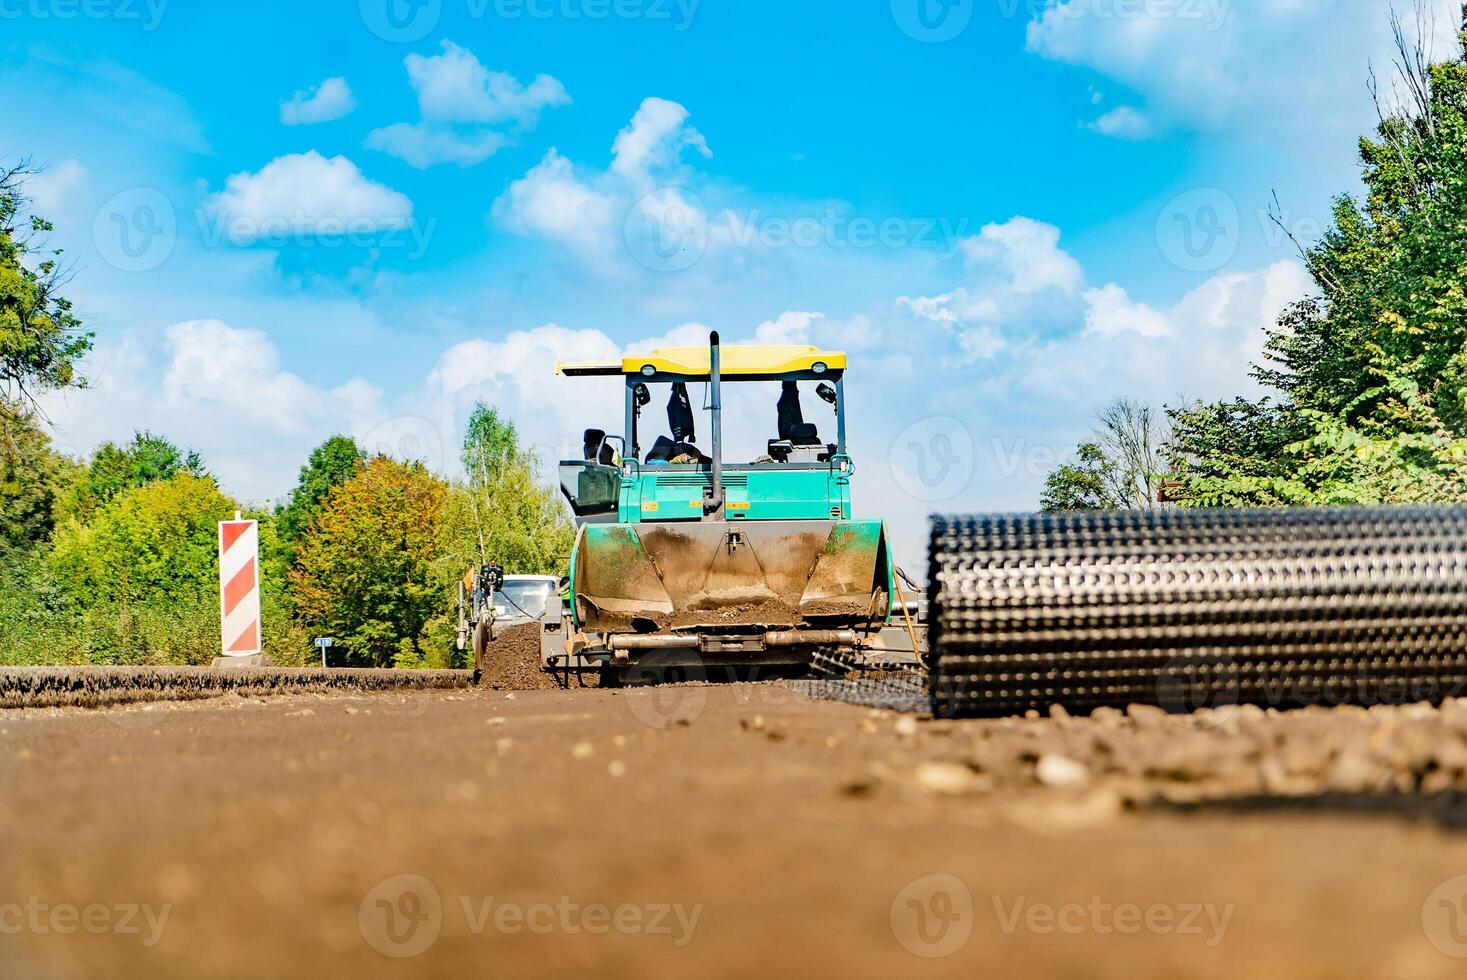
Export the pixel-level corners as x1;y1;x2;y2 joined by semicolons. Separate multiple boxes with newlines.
58;431;206;523
49;471;235;607
0;400;76;551
444;402;573;576
276;434;364;545
0;162;91;405
1043;399;1171;511
290;457;449;668
1166;11;1467;506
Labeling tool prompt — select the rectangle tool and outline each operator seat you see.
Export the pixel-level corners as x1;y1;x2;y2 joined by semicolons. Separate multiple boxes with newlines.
767;381;825;462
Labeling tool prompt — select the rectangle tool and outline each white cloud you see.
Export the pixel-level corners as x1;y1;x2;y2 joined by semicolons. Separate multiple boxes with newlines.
367;41;569;168
407;41;569;124
365;123;509;169
900;217;1085;362
27;159;87;219
202;152;413;243
1027;0;1462;137
961;217;1085;296
611;97;711;183
1086;105;1151;140
493;149;620;253
1082;283;1170;337
494;98;711;263
42;320;383;503
280;77;356;125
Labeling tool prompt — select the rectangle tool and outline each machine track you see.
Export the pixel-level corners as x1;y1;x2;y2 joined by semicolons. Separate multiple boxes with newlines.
928;506;1467;718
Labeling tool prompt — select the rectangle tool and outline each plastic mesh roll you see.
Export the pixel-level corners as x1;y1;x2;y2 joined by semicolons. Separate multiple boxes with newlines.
928;507;1467;718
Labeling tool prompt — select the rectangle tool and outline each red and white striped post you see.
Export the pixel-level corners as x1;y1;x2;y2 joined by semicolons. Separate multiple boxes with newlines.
216;514;264;665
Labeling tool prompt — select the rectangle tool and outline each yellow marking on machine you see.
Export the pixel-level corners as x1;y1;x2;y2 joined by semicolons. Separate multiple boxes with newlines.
556;344;846;379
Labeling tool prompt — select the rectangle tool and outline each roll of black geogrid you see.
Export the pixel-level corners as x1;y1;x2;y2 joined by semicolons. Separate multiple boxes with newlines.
928;507;1467;718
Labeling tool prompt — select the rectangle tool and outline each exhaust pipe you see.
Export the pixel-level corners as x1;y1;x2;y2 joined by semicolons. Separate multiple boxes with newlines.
705;330;725;519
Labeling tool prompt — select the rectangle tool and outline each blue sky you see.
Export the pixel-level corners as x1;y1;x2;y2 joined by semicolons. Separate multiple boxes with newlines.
5;0;1462;565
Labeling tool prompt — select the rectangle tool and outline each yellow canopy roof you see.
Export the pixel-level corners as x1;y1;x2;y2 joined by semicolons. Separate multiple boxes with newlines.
557;344;846;379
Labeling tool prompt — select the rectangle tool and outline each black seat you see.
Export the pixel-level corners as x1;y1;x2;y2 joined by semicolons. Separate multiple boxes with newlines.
646;436;708;464
789;422;820;446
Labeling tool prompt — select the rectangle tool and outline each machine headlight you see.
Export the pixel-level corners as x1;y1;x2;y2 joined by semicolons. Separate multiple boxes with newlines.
641;364;656;377
812;361;827;375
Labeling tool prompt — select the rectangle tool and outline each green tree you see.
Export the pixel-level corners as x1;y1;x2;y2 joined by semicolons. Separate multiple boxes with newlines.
0;400;76;550
49;471;235;606
1042;443;1117;511
444;402;573;576
1043;399;1170;511
0;162;92;405
1166;11;1467;506
58;431;205;523
42;472;241;666
276;435;364;545
290;457;448;668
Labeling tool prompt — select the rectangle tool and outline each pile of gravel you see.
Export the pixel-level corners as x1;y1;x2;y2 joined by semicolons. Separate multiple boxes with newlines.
910;698;1467;813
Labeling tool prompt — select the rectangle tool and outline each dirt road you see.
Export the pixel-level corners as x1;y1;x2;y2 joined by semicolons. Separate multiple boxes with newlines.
5;684;1467;978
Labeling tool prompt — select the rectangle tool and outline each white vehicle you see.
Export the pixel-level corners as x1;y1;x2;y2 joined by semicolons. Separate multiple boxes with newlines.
491;575;561;628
